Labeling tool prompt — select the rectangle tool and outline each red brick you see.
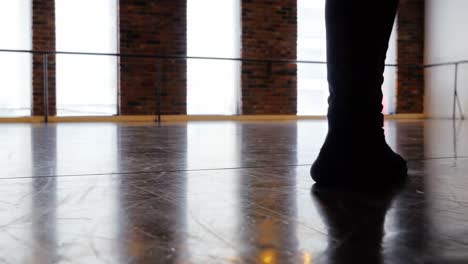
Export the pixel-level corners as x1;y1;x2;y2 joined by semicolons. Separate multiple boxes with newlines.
241;0;297;115
397;0;425;113
32;0;56;116
119;0;186;115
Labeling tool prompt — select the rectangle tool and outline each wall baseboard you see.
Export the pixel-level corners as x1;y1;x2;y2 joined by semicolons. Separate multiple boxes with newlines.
384;113;426;120
0;114;426;123
0;116;45;123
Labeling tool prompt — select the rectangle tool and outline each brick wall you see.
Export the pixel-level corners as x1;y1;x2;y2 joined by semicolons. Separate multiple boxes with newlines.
119;0;186;115
32;0;56;116
241;0;297;115
397;0;425;113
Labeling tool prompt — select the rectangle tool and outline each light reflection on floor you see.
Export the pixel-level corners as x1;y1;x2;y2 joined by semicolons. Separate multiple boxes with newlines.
0;120;466;263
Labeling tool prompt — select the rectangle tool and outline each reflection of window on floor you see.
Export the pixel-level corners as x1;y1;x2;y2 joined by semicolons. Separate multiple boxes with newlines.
187;0;241;115
0;126;32;257
297;0;397;115
0;1;32;117
56;124;118;261
56;0;117;116
186;122;241;261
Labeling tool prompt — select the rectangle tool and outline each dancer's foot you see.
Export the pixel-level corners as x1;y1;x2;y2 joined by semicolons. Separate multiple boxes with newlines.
310;130;407;191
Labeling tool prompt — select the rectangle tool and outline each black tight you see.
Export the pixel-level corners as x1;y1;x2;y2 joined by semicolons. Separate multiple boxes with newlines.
325;0;399;131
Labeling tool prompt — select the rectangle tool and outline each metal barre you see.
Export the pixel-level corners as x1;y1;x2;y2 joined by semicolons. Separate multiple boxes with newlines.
0;48;418;67
0;48;465;122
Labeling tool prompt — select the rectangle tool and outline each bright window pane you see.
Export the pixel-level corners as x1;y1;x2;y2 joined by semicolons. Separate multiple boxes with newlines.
297;0;327;116
187;0;241;115
56;0;117;116
383;21;398;115
0;0;32;117
297;0;397;115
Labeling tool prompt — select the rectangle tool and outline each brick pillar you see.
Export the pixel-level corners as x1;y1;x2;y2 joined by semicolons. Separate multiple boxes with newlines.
241;0;297;115
397;0;425;113
32;0;56;116
119;0;187;115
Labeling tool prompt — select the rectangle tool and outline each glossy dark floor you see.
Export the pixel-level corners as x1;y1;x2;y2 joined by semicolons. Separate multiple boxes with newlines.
1;120;467;263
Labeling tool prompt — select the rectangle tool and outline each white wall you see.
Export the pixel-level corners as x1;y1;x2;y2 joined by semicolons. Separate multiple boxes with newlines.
425;0;468;118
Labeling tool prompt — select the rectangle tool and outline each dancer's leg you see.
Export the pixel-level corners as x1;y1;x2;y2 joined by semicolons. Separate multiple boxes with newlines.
311;0;407;189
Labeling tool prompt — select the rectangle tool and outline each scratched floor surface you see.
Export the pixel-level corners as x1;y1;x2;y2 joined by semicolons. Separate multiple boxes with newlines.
0;120;467;263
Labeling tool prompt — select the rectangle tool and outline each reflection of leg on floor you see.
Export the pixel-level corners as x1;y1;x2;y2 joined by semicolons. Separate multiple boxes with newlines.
311;184;401;264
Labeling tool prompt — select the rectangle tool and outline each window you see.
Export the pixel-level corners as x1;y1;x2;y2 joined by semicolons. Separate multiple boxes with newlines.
55;0;117;116
187;0;241;115
297;0;327;116
297;0;398;115
0;0;32;117
383;21;398;115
